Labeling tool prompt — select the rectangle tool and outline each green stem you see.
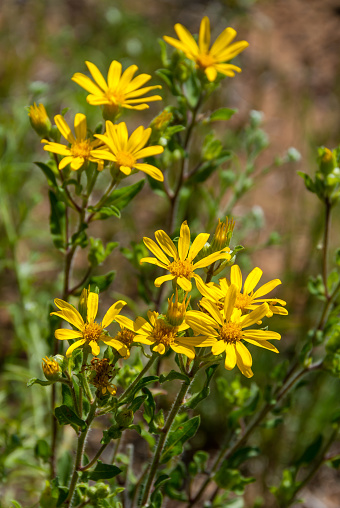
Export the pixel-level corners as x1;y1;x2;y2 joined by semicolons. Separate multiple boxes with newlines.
118;354;158;404
141;378;193;506
322;199;331;299
187;361;322;507
80;443;107;471
64;400;97;507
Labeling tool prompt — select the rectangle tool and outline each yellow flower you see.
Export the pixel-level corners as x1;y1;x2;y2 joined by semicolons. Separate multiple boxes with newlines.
28;103;51;137
163;16;249;82
42;356;62;381
91;121;164;181
196;265;288;318
51;292;126;357
140;221;231;291
186;284;281;378
106;319;136;359
117;311;213;360
71;60;162;116
43;114;104;171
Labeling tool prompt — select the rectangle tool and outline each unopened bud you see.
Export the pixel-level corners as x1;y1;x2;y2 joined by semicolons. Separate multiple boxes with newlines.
42;356;62;381
116;408;134;427
28;103;51;137
166;290;190;326
210;217;235;252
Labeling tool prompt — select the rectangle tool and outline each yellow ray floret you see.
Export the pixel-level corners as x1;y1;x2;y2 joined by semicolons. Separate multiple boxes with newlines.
196;265;288;317
116;311;214;360
42;114;104;171
140;221;231;292
164;16;249;82
72;60;162;111
51;292;126;357
91;121;164;181
186;284;281;378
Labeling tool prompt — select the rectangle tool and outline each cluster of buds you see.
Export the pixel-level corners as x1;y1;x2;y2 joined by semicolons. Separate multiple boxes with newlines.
300;146;340;205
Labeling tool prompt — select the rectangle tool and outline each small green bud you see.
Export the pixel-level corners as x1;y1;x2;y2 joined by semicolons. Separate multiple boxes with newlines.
28;103;52;137
116;408;134;427
96;483;110;499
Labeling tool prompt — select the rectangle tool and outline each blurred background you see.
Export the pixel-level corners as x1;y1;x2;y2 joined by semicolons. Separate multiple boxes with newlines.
1;0;340;506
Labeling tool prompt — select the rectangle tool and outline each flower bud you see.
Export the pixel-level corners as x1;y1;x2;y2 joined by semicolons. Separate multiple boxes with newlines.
28;103;51;137
166;290;190;326
318;147;335;176
42;356;62;381
210;217;235;252
116;408;134;427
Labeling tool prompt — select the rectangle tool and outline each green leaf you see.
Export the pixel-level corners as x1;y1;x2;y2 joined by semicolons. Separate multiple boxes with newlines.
27;378;52;387
88;238;118;267
228;446;260;468
214;464;255;493
49;190;66;251
88;271;116;292
55;405;87;431
129;394;147;412
35;439;51;461
186;364;218;409
295;434;323;467
88;204;121;220
160;415;200;464
10;501;23;508
297;171;316;193
35;161;57;187
119;375;159;404
159;371;190;385
105;179;145;210
88;460;121;481
209;108;237;122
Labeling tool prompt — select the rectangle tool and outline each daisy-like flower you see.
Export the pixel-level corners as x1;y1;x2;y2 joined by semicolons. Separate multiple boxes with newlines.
51;292;126;357
72;60;162;116
186;284;281;378
91;121;164;181
140;221;231;292
196;265;288;318
116;311;214;360
43;114;104;171
164;16;249;82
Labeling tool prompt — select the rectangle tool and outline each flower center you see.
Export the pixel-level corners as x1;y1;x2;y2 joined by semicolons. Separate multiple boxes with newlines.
83;322;103;342
168;259;194;279
196;53;215;69
71;140;92;158
116;151;136;168
220;322;242;344
235;293;252;311
116;328;135;348
152;319;178;347
106;88;126;105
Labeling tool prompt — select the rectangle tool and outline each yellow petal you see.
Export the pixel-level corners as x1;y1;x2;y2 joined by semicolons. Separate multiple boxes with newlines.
242;330;281;341
134;163;164;181
74;113;87;140
125;85;162;99
216;41;249;62
177;276;192;292
134;334;154;345
55;329;83;341
87;292;98;323
66;339;86;357
127;125;149;152
85;61;108;91
134;145;164;159
243;338;279;353
119;64;139;88
163;36;192;55
253;279;282;299
55;115;75;144
86;94;110;105
153;343;166;355
244;267;263;295
101;300;126;328
139;257;168;268
241;303;269;328
43;142;71;156
205;66;217;82
230;265;242;291
188;233;210;261
224;284;238;321
193;249;230;269
224;343;237;370
91;149;117;162
115;122;129;149
52;299;84;329
198;16;211;54
155;230;178;259
171;343;195;360
107;60;122;89
154;274;175;287
125;73;152;93
89;340;100;355
143;237;170;265
212;340;226;356
59;156;74;170
70;157;84;171
199;299;223;326
178;221;190;260
174;23;199;56
115;315;135;331
72;72;104;96
210;27;237;57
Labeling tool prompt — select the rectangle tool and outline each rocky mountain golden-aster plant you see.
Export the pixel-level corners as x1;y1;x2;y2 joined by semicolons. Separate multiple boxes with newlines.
17;14;340;508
